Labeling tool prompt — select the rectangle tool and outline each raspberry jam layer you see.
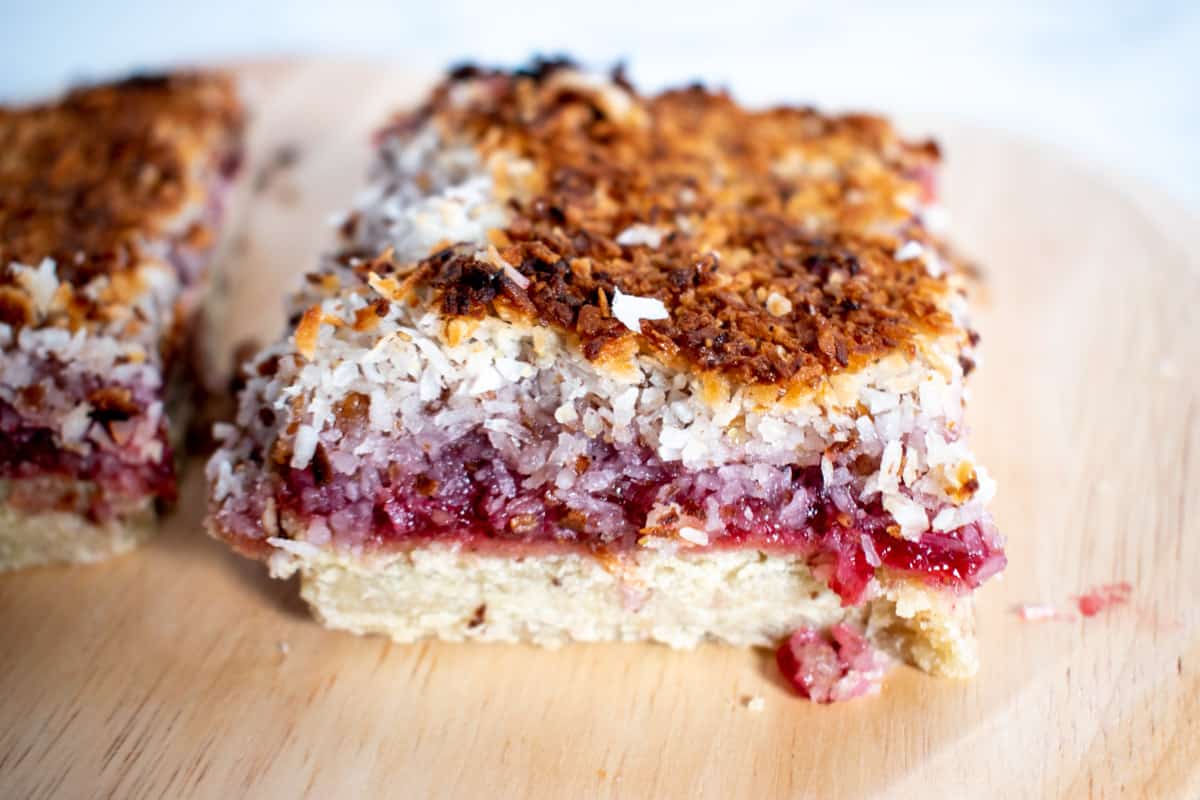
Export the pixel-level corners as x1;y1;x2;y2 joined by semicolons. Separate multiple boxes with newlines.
0;402;175;522
225;429;1004;605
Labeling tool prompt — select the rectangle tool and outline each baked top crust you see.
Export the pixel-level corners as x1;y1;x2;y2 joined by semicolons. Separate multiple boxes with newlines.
0;73;243;332
346;59;962;391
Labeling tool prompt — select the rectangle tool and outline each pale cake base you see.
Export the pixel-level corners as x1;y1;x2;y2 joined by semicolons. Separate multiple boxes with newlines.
0;488;157;572
0;384;191;573
265;543;979;678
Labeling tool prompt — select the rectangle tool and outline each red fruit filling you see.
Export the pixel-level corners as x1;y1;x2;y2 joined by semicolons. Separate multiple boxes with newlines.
218;429;1004;604
0;400;175;520
775;624;887;703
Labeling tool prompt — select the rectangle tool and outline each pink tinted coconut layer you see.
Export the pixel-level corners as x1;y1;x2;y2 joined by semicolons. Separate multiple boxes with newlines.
214;429;1005;605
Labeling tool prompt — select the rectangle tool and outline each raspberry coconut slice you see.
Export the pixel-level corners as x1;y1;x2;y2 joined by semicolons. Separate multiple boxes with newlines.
205;59;1004;684
1;73;243;571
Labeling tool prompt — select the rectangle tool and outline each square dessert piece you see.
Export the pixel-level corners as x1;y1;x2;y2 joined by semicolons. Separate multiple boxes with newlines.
0;74;243;570
207;61;1003;690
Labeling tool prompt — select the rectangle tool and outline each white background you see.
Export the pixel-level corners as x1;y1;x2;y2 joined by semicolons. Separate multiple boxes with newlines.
2;0;1197;208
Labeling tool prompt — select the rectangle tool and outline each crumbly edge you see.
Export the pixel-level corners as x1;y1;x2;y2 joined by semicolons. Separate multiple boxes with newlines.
0;489;156;572
262;540;978;678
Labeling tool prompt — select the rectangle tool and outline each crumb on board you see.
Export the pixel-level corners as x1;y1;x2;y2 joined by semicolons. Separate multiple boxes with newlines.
1012;581;1133;623
775;624;886;703
743;695;766;712
277;640;290;655
1075;582;1132;617
1011;604;1076;622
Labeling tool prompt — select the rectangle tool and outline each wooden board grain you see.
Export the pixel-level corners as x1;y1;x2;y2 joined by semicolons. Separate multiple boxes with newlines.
1;62;1197;800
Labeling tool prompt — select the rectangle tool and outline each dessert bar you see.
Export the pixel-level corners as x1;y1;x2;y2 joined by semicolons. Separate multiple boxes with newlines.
207;61;1002;685
1;74;243;569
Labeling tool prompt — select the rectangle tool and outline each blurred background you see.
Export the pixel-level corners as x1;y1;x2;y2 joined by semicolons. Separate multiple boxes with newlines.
1;0;1197;207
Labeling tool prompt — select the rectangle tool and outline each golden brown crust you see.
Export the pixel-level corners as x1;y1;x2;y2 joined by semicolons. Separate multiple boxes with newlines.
362;62;958;389
0;73;244;292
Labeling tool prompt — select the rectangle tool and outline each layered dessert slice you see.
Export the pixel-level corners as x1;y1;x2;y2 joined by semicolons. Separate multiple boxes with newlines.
207;60;1004;684
0;74;243;570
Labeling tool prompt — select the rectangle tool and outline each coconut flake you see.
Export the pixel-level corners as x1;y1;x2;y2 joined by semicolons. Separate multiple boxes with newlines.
615;224;664;249
611;287;668;333
765;291;793;317
860;533;882;567
678;526;709;546
883;493;929;539
820;454;834;486
290;424;319;468
501;261;530;288
923;252;945;278
547;70;639;123
12;258;59;316
267;537;322;558
931;507;959;532
553;401;578;424
1012;604;1070;622
61;402;92;442
483;245;530;289
468;364;503;395
894;241;924;262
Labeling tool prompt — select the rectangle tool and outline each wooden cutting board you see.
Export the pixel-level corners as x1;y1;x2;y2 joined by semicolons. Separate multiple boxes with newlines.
2;61;1197;799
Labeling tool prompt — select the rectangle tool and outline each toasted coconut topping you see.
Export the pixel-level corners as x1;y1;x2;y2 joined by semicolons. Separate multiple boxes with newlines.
0;72;243;331
352;62;960;389
1;73;243;474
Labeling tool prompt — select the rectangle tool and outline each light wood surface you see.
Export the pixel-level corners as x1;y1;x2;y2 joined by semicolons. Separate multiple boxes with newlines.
2;62;1197;799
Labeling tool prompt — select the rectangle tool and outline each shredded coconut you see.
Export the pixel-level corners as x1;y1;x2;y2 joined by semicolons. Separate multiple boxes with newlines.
860;534;882;567
60;402;93;443
894;241;924;262
615;224;665;248
11;258;59;317
290;425;319;469
883;493;929;539
1012;604;1069;622
267;536;323;558
765;291;793;317
610;287;669;333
